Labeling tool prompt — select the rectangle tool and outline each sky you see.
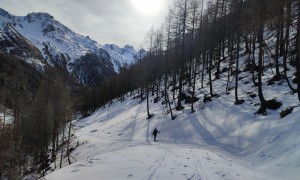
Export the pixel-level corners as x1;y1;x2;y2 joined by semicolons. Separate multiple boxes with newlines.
1;0;174;49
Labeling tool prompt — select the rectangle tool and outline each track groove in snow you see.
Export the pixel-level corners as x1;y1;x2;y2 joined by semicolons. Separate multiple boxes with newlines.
191;149;205;180
130;103;142;141
143;152;168;180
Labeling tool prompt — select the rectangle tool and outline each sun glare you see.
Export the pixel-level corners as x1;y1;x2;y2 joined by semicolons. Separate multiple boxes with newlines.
130;0;164;15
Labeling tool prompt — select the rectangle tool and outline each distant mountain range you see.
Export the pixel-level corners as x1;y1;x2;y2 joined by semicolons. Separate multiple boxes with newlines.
0;8;146;85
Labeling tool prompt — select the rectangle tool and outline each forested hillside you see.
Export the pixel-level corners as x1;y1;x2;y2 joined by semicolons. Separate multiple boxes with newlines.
81;0;300;116
0;52;73;179
1;0;300;179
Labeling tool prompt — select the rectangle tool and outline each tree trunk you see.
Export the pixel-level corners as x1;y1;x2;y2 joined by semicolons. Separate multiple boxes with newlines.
235;33;240;104
59;126;65;169
283;2;296;92
214;0;221;80
244;35;250;54
251;31;257;86
279;5;285;57
222;3;227;61
164;74;175;120
201;52;206;88
226;35;233;94
191;58;198;113
146;84;151;118
13;98;17;136
176;0;187;110
52;131;57;168
177;66;184;110
274;9;281;77
257;14;267;108
297;0;300;101
215;43;221;79
188;1;198;87
2;107;5;135
151;84;155;96
172;71;177;101
67;120;72;165
235;4;242;104
209;48;214;97
140;87;143;102
156;81;159;100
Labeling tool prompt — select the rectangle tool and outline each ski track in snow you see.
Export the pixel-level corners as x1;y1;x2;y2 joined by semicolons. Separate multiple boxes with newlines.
143;152;168;180
130;102;142;141
191;149;205;180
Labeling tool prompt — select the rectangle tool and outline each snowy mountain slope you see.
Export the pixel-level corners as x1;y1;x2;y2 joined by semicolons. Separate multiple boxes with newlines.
0;11;46;70
0;8;144;84
104;44;147;72
44;18;300;179
45;41;300;179
45;86;300;180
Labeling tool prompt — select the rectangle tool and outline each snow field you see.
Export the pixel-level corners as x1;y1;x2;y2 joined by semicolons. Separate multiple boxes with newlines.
46;88;300;179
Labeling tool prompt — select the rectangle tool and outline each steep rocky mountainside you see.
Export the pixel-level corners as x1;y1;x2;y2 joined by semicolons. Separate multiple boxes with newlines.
0;8;145;85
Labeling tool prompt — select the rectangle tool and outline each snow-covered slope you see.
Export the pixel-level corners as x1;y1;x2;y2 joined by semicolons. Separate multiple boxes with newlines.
0;9;46;70
44;16;300;179
45;88;300;180
45;35;300;178
0;8;144;84
45;90;300;177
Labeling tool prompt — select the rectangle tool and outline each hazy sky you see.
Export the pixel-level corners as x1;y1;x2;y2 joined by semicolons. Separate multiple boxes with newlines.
1;0;173;49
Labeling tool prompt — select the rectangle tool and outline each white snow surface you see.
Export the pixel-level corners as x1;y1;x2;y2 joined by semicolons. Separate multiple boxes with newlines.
45;81;300;180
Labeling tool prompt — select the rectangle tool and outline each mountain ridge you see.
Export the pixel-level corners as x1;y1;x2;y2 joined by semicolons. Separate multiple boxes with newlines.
0;8;145;85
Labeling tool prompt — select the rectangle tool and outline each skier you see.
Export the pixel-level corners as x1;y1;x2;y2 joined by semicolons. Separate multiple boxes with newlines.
152;128;160;142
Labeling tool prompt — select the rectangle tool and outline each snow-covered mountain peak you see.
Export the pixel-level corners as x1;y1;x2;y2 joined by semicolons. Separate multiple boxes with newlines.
25;12;54;23
103;44;136;53
123;44;135;51
0;8;144;85
102;44;146;72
